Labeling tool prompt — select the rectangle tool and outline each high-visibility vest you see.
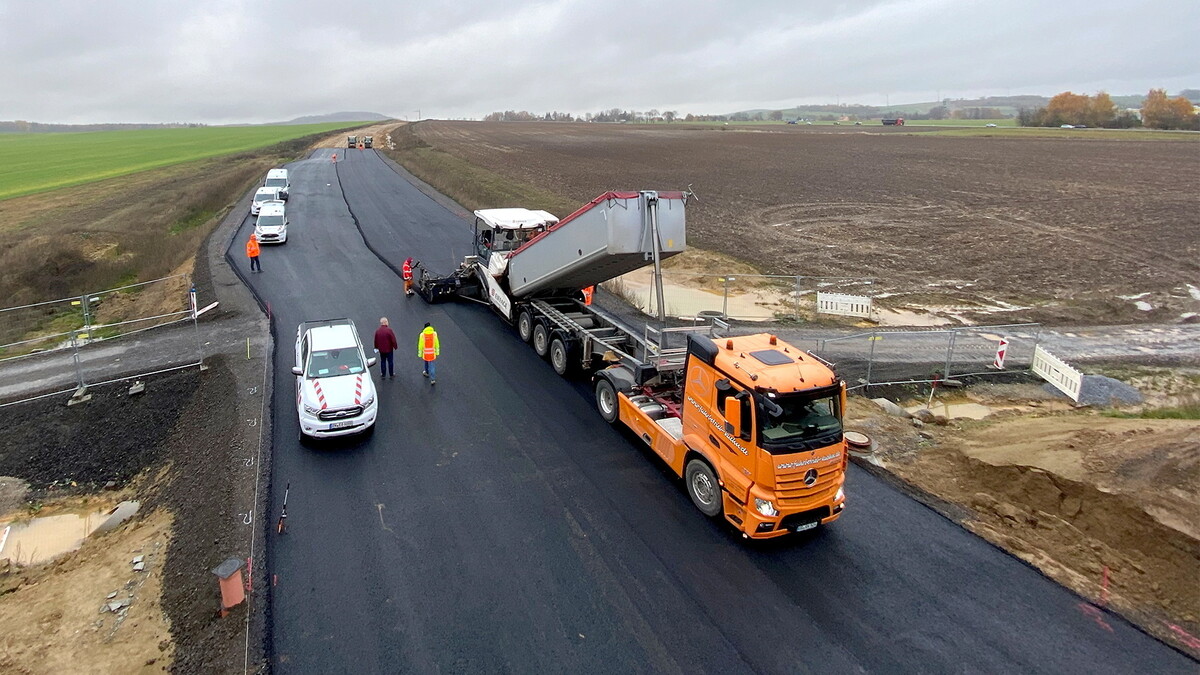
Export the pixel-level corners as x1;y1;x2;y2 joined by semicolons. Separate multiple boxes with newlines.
246;239;260;257
420;330;439;361
402;261;413;280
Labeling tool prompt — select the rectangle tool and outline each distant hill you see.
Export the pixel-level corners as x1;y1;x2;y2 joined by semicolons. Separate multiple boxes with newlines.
276;112;391;125
0;121;206;133
730;90;1197;120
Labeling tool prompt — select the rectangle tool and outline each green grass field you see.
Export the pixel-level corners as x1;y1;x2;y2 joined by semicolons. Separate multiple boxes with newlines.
0;122;366;200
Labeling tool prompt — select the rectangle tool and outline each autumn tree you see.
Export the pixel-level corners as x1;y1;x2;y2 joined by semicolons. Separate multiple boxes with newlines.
768;110;783;121
1087;92;1118;127
1141;88;1198;130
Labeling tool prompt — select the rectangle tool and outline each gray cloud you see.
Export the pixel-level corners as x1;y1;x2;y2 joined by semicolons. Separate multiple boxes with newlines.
0;0;1195;123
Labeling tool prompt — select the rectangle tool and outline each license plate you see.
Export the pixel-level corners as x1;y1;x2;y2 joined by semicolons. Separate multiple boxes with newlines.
329;420;356;430
792;521;819;533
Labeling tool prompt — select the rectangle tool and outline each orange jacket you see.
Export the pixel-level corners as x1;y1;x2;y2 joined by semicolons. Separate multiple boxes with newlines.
246;237;260;258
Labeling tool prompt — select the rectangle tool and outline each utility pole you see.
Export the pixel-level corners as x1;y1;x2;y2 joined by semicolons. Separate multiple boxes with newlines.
414;110;421;121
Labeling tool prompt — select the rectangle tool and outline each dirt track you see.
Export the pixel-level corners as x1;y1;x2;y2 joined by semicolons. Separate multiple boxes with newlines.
410;121;1200;326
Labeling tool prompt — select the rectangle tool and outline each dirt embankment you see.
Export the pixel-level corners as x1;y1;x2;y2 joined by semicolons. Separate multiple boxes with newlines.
0;353;263;673
849;381;1200;658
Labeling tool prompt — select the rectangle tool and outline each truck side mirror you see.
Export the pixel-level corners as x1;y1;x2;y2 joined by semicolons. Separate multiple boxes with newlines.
366;356;378;367
292;366;303;376
723;396;742;435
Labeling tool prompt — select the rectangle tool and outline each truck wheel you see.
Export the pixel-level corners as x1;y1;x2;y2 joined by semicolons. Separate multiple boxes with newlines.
594;378;620;424
517;309;534;343
532;323;551;358
685;459;724;518
550;337;572;376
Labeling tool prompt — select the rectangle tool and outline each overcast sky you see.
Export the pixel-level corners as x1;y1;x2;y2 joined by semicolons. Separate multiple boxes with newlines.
2;0;1196;124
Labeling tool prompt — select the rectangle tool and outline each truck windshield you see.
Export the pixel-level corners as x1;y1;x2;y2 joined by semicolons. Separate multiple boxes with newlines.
306;348;364;378
758;388;842;453
265;178;287;188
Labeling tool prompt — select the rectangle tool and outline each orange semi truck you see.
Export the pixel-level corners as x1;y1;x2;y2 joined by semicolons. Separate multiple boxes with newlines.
416;191;847;538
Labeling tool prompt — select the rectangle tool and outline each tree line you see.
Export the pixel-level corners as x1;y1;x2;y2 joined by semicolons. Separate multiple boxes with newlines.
1018;89;1198;130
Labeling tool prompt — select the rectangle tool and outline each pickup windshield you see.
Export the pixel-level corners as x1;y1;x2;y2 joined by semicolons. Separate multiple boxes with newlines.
306;348;364;378
265;178;287;189
759;388;842;453
257;215;284;227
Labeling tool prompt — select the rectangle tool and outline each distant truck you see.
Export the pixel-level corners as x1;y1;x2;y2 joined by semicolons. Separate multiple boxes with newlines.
882;118;905;126
415;191;848;538
347;135;358;148
363;136;373;148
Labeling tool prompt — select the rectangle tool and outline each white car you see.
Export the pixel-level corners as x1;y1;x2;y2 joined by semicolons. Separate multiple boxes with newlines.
254;202;288;244
251;187;283;216
985;123;998;127
293;319;378;440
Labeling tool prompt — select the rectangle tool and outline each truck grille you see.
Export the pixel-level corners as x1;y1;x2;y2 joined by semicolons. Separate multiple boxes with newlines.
318;406;363;421
775;465;839;505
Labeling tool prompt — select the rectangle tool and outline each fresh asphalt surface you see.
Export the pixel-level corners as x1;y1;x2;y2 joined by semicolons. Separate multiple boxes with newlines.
228;148;1195;673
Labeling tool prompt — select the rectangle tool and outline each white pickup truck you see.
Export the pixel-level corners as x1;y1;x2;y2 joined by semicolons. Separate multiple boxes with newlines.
292;319;378;440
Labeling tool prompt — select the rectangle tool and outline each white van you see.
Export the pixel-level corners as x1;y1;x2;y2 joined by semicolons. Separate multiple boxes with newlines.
265;168;290;201
250;187;283;216
254;202;288;244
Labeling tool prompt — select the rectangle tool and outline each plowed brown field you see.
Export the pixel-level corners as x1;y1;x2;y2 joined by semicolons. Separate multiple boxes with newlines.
411;121;1199;325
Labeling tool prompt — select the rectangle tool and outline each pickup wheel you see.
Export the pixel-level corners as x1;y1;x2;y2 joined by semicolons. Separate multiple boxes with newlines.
532;322;551;358
517;309;534;343
549;337;572;376
685;459;724;518
594;378;620;424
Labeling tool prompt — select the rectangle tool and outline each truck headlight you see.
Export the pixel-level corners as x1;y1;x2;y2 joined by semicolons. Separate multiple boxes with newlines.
303;404;320;415
755;498;779;517
835;487;844;502
362;395;375;407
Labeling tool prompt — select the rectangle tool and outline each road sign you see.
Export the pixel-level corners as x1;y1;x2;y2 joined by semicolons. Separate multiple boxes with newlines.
993;338;1009;369
817;292;873;319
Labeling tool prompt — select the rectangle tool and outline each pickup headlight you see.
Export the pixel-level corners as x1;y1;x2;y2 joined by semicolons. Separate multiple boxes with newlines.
303;403;320;415
362;395;375;407
755;498;780;517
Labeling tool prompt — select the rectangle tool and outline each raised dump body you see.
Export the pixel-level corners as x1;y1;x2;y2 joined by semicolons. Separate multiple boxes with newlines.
506;191;685;297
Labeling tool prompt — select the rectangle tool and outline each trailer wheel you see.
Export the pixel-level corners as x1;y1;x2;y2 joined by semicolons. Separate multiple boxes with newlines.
685;459;724;518
550;336;572;376
532;322;551;358
594;378;620;424
517;309;534;343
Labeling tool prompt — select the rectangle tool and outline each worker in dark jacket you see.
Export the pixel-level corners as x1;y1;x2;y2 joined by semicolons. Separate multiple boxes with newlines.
374;317;398;378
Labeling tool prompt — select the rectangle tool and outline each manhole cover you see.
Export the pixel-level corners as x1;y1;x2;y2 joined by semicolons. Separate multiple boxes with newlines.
844;431;872;448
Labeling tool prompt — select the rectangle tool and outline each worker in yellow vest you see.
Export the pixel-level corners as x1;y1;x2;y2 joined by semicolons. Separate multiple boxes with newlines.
418;322;440;384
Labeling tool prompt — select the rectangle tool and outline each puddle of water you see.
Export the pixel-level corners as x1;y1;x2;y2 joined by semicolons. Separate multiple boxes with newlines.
906;402;996;420
0;500;139;566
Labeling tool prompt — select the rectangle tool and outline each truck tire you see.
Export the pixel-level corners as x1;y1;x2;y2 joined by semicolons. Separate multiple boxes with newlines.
685;459;724;518
517;309;534;343
594;377;620;424
532;322;551;358
550;336;573;376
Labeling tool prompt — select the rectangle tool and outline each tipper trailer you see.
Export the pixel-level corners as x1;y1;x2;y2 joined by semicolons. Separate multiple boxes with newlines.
415;191;847;538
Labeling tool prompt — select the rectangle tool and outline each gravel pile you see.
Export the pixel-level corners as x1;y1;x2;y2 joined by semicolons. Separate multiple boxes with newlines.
1046;374;1144;406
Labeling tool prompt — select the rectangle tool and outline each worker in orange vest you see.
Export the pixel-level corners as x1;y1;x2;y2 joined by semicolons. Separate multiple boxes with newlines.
246;234;261;273
418;322;440;384
402;257;415;296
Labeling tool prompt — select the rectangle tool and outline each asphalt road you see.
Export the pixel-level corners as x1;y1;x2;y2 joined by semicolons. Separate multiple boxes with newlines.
229;148;1195;673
